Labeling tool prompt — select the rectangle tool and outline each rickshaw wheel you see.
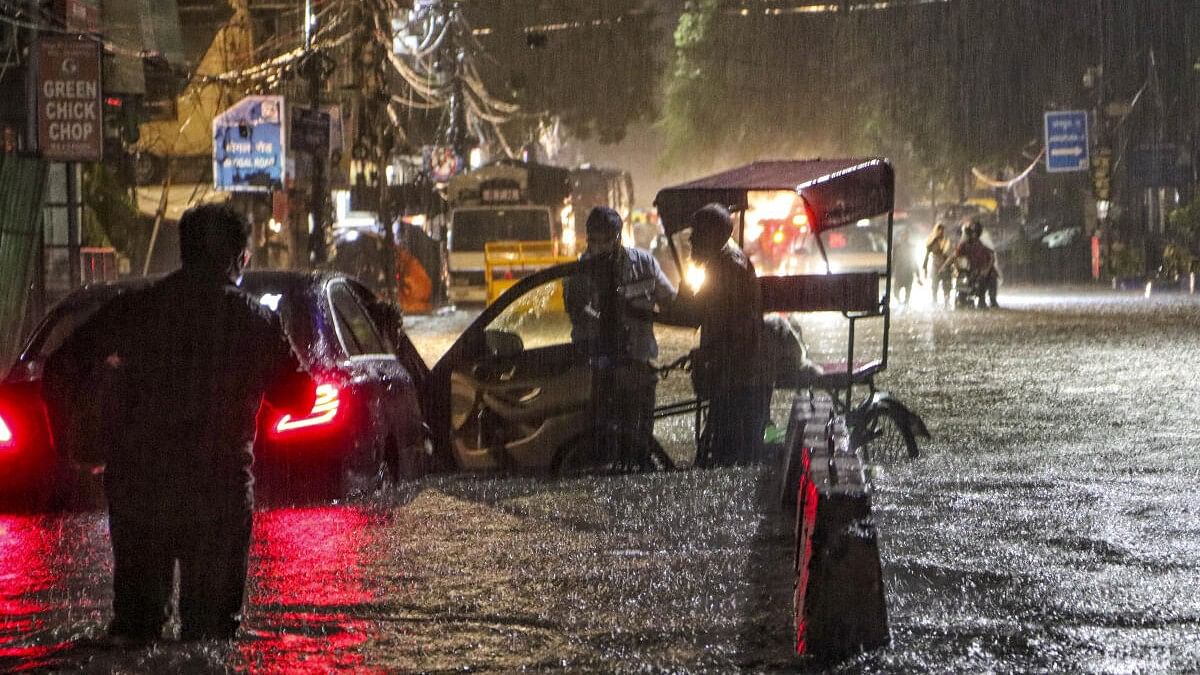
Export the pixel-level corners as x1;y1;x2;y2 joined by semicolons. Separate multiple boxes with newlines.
857;408;919;465
554;434;674;477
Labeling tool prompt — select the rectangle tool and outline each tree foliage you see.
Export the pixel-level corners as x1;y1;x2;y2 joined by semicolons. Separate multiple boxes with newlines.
82;164;143;254
467;1;662;145
658;1;1196;203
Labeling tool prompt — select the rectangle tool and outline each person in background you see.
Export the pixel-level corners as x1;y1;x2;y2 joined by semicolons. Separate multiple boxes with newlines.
893;227;917;305
923;222;954;306
942;219;1000;308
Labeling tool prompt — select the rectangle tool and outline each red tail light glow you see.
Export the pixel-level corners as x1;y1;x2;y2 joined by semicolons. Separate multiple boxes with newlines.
0;413;13;449
272;384;341;437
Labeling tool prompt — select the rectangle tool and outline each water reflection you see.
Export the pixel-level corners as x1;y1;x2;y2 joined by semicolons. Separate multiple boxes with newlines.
0;516;71;669
240;505;381;673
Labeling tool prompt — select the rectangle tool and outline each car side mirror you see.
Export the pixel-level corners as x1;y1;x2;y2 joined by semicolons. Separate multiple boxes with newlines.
484;329;524;358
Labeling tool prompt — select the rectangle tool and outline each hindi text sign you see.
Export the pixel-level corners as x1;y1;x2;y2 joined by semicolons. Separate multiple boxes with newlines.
1044;110;1089;173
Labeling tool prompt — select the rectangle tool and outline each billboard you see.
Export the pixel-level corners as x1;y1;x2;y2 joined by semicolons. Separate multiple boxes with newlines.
33;36;103;162
213;95;286;192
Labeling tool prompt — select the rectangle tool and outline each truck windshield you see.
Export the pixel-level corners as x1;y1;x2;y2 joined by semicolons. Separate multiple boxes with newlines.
451;210;552;251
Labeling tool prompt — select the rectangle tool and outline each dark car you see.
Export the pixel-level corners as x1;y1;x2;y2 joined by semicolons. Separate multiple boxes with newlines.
0;270;431;511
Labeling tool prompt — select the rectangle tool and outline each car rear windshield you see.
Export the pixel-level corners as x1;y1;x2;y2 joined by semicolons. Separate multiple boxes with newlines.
27;300;108;360
450;209;553;251
26;280;314;363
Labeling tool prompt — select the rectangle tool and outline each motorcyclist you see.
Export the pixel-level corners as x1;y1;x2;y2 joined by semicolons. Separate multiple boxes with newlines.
564;207;677;468
44;204;313;644
671;204;769;467
922;222;954;306
941;219;999;308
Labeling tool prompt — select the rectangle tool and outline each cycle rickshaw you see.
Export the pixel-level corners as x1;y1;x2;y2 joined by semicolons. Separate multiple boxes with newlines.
653;158;928;473
653;158;929;656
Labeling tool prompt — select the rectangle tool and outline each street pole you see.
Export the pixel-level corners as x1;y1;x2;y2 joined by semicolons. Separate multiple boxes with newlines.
444;3;471;165
66;162;80;289
304;0;327;265
378;144;397;304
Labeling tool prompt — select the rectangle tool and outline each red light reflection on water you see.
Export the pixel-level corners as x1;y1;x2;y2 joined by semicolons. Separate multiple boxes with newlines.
0;516;69;669
240;506;382;674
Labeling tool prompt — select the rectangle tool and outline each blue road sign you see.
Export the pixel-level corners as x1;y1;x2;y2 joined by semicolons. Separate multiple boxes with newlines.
1044;110;1089;173
213;95;287;192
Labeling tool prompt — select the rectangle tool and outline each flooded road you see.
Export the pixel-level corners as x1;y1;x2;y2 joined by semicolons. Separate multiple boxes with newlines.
3;287;1200;672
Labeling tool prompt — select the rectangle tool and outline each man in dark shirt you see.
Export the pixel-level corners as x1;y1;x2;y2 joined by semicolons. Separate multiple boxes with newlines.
45;204;312;643
674;204;768;467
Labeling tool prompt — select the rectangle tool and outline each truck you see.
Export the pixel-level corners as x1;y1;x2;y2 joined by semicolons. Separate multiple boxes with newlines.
445;160;633;304
566;164;635;248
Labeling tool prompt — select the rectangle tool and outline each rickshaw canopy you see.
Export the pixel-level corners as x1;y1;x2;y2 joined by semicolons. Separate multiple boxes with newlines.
654;158;894;238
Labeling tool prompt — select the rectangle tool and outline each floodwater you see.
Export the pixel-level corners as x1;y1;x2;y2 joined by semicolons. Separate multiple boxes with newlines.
3;287;1200;672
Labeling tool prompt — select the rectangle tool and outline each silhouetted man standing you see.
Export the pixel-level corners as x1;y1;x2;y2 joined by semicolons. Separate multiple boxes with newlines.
675;204;767;466
45;205;312;643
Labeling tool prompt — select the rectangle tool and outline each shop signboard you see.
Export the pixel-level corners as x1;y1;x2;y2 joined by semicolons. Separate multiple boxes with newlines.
213;95;286;192
33;36;103;162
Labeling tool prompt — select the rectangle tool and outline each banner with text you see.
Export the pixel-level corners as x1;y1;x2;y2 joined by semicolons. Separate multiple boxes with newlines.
213;95;287;192
33;36;103;162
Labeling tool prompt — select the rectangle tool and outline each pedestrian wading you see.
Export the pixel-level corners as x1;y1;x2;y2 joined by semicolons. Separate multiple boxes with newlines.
43;204;313;643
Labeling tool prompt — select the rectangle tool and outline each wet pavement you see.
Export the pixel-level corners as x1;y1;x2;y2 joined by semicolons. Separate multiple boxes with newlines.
3;286;1200;672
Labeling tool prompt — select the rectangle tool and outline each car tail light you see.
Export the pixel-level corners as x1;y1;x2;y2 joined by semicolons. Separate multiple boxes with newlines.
271;383;342;437
0;412;13;449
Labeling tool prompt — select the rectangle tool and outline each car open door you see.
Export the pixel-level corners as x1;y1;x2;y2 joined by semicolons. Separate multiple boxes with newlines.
427;262;593;472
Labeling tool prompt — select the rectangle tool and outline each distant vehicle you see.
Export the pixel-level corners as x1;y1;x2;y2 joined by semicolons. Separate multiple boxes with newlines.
330;228;391;299
444;160;633;303
568;165;635;242
747;222;889;276
0;271;431;511
447;204;558;300
445;162;570;303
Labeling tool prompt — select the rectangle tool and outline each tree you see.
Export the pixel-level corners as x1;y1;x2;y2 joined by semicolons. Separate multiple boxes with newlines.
466;1;663;146
656;1;1113;202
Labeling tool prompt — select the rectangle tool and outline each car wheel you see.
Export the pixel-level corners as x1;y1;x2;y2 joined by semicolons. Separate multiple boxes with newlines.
383;437;403;484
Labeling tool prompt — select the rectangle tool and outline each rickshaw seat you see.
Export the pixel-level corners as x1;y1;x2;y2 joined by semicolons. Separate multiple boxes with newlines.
760;273;880;314
808;360;884;391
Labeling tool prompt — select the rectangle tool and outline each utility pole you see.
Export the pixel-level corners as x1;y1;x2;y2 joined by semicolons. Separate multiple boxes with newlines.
442;3;472;165
374;3;397;303
303;0;328;265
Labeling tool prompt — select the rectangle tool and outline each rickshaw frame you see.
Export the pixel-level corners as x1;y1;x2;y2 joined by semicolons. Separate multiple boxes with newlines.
653;158;897;413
